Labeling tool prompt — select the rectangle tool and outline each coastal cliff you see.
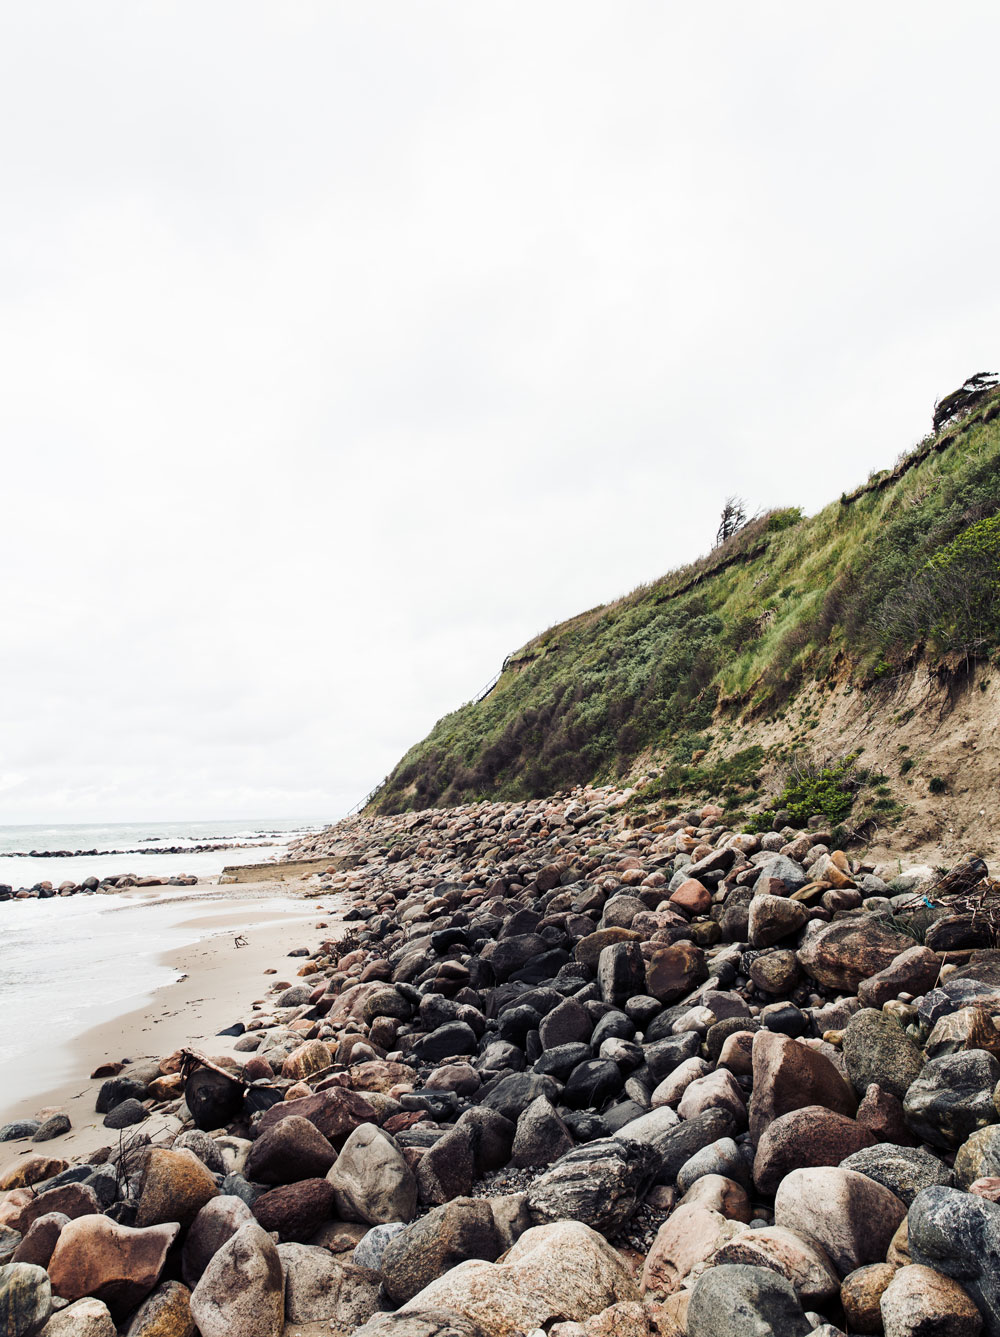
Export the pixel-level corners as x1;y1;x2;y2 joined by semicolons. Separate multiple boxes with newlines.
371;384;1000;865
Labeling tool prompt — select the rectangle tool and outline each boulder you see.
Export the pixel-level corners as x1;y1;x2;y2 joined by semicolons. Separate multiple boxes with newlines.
242;1115;336;1184
103;1100;148;1130
840;1144;954;1207
678;1069;747;1129
797;919;915;991
753;1106;875;1194
278;1242;380;1328
879;1263;983;1337
747;1032;857;1144
47;1215;179;1319
708;1225;840;1304
857;1082;916;1145
749;950;802;995
12;1213;70;1270
597;942;646;1008
173;1130;226;1175
413;1024;478;1064
455;1108;515;1177
903;1051;1000;1149
510;1097;574;1169
181;1195;254;1289
480;1074;560;1123
525;1139;660;1236
95;1077;148;1114
858;946;942;1010
646;943;708;1004
257;1088;377;1144
676;1138;749;1195
415;1126;476;1207
251;1179;336;1243
12;1185;101;1235
352;1304;486;1337
538;999;592;1050
135;1148;218;1229
686;1263;812;1337
641;1205;746;1297
774;1167;907;1275
327;1123;417;1224
627;1108;736;1185
679;1174;752;1222
38;1298;116;1336
394;1221;639;1336
0;1261;52;1337
926;1006;1000;1061
381;1199;504;1305
281;1039;333;1082
0;1158;69;1191
956;1126;1000;1190
842;1009;925;1100
352;1222;409;1273
123;1280;194;1337
907;1185;1000;1334
748;895;808;948
841;1262;897;1333
189;1222;284;1337
0;1123;40;1144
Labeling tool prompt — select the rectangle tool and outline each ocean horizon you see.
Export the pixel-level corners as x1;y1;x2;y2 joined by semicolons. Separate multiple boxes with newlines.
0;816;328;889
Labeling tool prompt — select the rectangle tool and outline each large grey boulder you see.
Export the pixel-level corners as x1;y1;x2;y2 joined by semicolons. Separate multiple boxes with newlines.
525;1138;660;1236
327;1124;416;1224
277;1242;380;1328
380;1199;502;1306
189;1222;284;1337
903;1051;1000;1149
0;1262;52;1337
842;1008;925;1100
908;1185;1000;1336
687;1263;812;1337
840;1144;954;1207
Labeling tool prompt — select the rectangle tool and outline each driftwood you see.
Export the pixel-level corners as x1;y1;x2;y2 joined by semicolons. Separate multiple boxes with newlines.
178;1048;249;1092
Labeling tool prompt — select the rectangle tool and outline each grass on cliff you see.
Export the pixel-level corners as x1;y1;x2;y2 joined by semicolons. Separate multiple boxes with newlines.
374;391;1000;814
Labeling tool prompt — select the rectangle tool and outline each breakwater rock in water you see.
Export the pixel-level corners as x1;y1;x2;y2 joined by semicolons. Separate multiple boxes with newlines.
3;783;999;1335
10;841;275;858
0;873;201;901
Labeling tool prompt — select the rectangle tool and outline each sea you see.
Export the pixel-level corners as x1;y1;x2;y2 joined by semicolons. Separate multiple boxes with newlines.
0;818;328;1114
0;817;324;890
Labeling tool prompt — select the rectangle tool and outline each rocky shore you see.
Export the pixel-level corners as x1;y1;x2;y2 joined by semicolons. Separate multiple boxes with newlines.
2;785;999;1336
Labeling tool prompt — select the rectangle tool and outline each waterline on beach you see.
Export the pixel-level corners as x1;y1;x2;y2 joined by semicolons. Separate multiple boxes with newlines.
0;889;314;1113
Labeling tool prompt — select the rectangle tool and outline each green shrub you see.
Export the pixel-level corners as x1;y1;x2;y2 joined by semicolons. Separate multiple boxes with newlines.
766;508;804;534
745;754;867;831
929;776;947;794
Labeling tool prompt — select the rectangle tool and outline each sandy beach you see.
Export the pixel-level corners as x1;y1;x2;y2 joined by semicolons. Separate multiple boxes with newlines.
0;877;344;1177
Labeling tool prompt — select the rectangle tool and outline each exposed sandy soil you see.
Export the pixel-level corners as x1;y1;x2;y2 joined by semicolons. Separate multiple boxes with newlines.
719;658;999;869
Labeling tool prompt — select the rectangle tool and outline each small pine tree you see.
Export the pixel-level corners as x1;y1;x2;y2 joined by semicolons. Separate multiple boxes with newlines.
933;372;999;433
716;495;747;547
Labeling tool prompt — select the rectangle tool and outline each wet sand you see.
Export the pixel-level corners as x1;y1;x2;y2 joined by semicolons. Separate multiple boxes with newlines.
0;880;345;1176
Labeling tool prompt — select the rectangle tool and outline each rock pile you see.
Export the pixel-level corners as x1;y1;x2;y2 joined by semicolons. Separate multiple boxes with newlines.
0;874;199;901
2;783;999;1336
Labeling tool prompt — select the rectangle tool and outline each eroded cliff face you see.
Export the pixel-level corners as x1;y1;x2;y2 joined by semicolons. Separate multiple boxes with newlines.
697;659;999;870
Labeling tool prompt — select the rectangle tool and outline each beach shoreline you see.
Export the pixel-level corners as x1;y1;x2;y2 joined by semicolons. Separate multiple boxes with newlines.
0;876;345;1176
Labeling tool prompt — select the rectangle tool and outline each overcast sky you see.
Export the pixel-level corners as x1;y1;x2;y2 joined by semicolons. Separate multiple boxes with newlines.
2;4;998;824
